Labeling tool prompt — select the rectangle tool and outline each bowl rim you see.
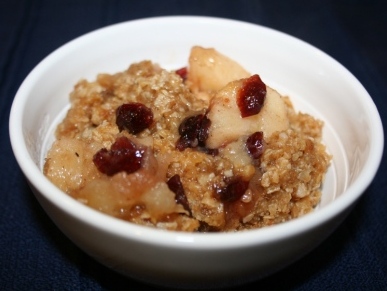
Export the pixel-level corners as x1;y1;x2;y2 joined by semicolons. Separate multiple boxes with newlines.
9;15;384;249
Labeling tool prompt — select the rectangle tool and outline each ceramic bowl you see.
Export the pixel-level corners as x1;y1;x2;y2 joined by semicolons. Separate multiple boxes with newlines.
9;16;383;289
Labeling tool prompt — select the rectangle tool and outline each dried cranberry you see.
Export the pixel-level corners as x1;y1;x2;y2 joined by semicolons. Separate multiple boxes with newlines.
197;115;211;144
237;74;266;118
175;67;188;80
246;131;264;159
198;221;219;232
116;103;153;134
176;114;211;151
175;137;193;151
167;174;191;215
198;147;219;157
178;115;202;141
93;136;144;176
217;179;249;203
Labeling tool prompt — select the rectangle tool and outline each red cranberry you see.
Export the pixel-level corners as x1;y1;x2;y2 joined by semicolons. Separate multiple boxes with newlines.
237;74;266;118
198;221;219;232
176;114;211;151
116;103;153;134
197;115;211;144
93;136;144;176
246;131;264;159
175;67;188;80
198;147;219;157
178;115;202;141
217;179;249;203
167;174;191;215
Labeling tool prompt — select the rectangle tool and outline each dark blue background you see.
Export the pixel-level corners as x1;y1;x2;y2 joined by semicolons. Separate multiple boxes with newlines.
1;1;386;290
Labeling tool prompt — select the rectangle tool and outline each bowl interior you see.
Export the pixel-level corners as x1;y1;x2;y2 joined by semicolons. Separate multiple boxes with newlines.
11;16;383;239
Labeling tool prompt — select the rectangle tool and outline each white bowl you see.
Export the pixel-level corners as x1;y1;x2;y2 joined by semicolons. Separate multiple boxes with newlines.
9;16;383;288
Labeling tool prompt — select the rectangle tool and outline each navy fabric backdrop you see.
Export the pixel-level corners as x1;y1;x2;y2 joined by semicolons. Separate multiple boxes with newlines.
1;0;386;290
